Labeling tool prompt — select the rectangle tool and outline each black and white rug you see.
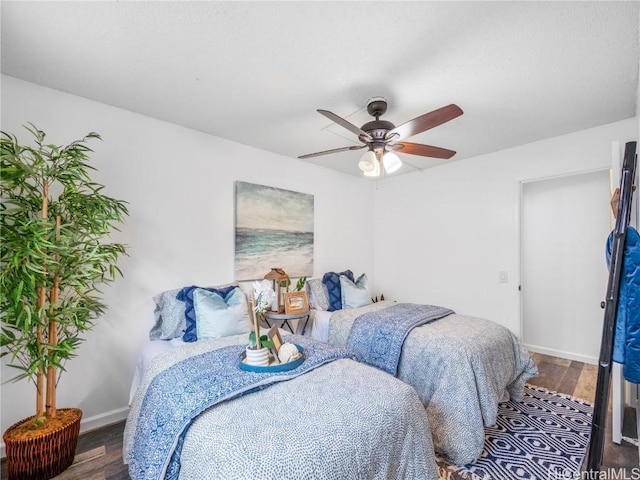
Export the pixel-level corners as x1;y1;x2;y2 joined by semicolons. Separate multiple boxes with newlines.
437;385;593;480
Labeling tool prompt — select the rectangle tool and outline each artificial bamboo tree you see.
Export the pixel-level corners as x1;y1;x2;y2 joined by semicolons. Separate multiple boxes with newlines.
1;124;128;432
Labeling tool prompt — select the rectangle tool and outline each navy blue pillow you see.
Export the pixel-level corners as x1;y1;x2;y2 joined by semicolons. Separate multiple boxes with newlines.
178;285;237;342
322;270;354;311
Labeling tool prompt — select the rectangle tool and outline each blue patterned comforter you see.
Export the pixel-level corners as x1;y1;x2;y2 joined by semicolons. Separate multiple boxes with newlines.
124;332;440;480
329;302;538;465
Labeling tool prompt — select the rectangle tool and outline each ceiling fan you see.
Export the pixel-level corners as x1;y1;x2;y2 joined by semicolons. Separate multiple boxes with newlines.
299;97;463;177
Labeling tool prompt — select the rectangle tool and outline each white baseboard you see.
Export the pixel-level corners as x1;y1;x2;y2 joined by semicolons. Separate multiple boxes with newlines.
524;343;598;365
80;406;129;433
0;406;129;459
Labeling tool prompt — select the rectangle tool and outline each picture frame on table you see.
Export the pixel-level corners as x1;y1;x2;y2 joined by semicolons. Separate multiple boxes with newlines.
284;291;309;314
267;326;283;363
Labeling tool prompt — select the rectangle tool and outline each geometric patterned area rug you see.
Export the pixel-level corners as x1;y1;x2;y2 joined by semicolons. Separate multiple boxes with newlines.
437;385;593;480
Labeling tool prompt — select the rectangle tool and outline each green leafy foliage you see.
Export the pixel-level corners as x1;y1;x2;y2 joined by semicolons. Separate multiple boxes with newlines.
0;124;128;392
295;277;307;292
247;332;274;350
283;276;307;292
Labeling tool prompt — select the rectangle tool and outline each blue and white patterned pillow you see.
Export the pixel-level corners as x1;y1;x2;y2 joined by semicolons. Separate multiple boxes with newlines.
150;287;186;341
178;284;238;343
322;270;354;311
192;288;252;340
306;278;330;311
149;282;237;341
340;273;372;309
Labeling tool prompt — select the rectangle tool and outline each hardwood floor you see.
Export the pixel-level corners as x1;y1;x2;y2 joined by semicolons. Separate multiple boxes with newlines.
1;353;637;479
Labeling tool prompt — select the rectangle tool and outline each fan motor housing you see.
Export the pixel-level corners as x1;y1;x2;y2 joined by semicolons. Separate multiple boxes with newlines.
360;121;395;145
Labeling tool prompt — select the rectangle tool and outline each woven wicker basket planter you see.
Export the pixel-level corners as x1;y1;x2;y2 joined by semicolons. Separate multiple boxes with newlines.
3;408;82;480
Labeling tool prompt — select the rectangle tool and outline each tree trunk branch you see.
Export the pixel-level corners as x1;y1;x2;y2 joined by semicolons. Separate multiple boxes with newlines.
36;179;49;418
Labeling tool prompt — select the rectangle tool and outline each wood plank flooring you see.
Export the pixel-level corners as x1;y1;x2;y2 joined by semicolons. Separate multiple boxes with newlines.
1;352;637;479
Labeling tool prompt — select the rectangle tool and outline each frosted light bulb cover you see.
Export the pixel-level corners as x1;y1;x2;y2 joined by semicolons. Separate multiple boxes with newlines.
383;151;402;173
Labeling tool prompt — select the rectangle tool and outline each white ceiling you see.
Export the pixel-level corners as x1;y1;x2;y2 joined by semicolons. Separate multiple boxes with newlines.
2;1;639;177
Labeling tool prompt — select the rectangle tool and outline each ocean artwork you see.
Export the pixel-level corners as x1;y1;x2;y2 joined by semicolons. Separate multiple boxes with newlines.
235;182;314;281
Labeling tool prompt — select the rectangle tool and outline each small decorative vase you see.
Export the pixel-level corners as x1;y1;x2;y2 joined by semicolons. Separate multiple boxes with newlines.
245;347;270;366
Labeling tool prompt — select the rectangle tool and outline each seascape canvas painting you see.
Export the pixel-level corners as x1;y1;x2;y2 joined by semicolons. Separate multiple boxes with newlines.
235;182;314;281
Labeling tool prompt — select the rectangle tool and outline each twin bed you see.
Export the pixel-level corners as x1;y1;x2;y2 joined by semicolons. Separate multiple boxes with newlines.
124;333;440;480
125;284;537;479
312;300;537;465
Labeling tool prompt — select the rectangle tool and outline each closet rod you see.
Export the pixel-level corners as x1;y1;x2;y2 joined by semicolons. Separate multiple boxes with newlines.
586;140;637;472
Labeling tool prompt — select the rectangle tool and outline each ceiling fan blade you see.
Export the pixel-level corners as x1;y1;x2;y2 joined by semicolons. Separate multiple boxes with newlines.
317;109;372;141
298;144;366;159
386;104;463;141
390;142;456;159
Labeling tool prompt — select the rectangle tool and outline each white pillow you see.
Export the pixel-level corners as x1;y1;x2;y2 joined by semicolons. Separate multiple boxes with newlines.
340;273;372;309
193;288;252;339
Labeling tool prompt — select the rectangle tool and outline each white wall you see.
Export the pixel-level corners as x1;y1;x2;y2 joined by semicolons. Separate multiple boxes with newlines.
0;76;375;437
373;117;638;336
1;74;638;444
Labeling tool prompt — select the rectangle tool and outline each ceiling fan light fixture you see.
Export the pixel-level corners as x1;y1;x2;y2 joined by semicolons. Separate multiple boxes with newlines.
363;157;380;177
358;150;377;173
382;151;402;174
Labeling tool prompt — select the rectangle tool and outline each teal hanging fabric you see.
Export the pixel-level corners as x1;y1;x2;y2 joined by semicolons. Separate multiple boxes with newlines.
607;226;640;383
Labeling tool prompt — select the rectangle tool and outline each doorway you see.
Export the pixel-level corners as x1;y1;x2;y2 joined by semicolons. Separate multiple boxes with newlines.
520;169;611;363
